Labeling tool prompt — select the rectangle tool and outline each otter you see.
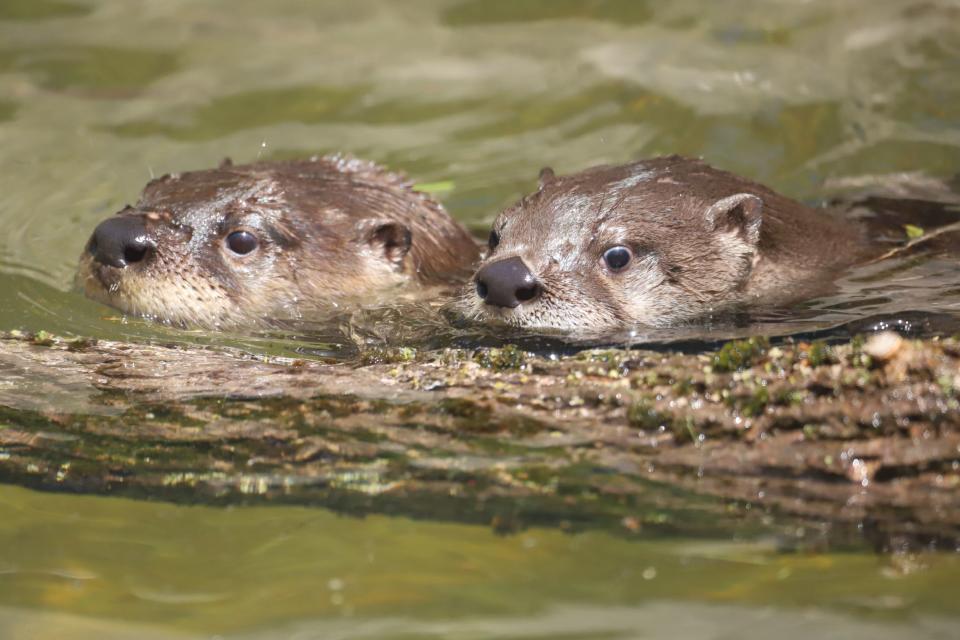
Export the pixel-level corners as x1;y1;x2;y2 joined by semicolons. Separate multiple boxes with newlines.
78;155;480;328
465;155;917;333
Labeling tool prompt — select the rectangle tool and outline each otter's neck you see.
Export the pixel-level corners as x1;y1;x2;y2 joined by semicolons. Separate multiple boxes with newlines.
743;197;870;302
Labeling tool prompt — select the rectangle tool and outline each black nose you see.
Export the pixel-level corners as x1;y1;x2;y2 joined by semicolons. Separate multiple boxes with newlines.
475;256;541;308
87;216;153;268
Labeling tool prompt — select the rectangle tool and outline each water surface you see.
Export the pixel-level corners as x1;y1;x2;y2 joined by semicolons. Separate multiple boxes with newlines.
2;0;959;350
1;1;960;637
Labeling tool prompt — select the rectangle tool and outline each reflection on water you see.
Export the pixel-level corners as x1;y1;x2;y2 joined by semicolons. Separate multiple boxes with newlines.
0;484;958;640
5;604;959;640
1;0;960;636
0;45;179;94
0;0;91;21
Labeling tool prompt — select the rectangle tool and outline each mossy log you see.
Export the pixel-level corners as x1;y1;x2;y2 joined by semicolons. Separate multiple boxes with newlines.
1;331;958;549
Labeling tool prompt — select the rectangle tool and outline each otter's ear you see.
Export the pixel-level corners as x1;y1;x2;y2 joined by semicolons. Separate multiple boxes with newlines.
704;193;763;246
538;167;555;190
366;221;412;269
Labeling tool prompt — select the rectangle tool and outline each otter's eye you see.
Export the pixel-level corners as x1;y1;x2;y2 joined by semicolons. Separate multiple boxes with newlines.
603;246;632;271
488;230;500;250
226;230;258;255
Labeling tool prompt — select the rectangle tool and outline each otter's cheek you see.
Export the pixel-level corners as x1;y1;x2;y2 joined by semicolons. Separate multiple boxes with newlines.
140;272;242;327
85;262;240;328
623;281;702;327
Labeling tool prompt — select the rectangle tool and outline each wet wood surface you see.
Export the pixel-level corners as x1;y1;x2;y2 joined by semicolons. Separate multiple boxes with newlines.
1;330;958;549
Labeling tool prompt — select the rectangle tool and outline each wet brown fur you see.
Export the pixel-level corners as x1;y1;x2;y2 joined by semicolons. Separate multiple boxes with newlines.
78;155;480;327
464;156;875;332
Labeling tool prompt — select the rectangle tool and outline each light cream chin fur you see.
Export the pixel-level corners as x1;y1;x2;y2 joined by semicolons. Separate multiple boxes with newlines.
78;252;425;329
77;254;245;328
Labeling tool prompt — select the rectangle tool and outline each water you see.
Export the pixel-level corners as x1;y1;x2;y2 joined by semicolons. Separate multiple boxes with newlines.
1;1;960;637
1;484;958;640
2;1;959;353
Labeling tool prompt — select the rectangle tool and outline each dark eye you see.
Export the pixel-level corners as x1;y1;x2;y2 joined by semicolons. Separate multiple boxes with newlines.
226;230;258;255
488;230;500;250
603;246;632;271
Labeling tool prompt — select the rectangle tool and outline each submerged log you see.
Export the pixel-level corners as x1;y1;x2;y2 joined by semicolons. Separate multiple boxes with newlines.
0;330;958;550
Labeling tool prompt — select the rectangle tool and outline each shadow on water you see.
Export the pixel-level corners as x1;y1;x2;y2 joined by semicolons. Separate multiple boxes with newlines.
0;0;90;21
0;45;179;96
442;0;654;26
0;100;16;122
106;85;493;142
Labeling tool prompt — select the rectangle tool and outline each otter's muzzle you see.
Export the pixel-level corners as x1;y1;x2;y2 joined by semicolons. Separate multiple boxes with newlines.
87;215;153;268
475;256;541;308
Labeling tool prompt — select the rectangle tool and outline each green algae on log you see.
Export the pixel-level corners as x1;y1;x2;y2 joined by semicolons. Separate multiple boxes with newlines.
0;331;958;549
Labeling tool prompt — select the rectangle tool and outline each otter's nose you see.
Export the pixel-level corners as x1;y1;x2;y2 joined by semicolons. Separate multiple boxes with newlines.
475;257;541;308
87;216;152;268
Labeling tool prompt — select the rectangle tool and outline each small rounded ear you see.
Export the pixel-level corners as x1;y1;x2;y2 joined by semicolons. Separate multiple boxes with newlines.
367;221;412;270
538;167;555;190
704;193;763;246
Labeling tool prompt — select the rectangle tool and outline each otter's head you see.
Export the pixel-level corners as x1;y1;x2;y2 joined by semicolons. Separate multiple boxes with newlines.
77;157;452;328
464;157;766;333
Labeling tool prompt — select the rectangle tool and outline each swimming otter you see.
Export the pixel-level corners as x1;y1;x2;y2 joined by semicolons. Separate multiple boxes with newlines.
78;155;480;328
466;156;887;332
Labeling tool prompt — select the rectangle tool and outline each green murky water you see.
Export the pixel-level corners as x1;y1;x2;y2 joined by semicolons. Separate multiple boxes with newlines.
2;1;960;637
1;484;959;640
